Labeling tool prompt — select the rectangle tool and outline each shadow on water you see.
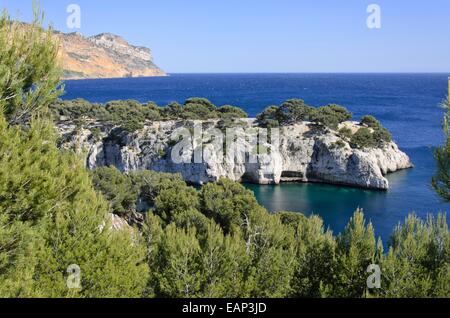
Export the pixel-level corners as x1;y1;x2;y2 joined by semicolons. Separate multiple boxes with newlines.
245;147;449;243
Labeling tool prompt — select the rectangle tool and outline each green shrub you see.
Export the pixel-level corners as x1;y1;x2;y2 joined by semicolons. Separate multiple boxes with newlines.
311;104;353;130
256;106;281;127
91;169;449;298
90;127;103;142
182;103;218;120
106;100;146;126
326;210;378;297
361;115;382;129
52;98;250;129
338;127;353;140
180;98;219;120
50;99;111;121
0;10;62;125
184;98;217;112
375;214;450;298
200;178;263;234
373;127;392;143
131;170;186;208
433;99;450;201
0;118;148;297
331;140;347;149
161;102;183;119
256;102;352;130
121;118;145;133
360;115;392;145
155;182;200;224
218;105;248;118
92;166;139;217
277;99;315;124
350;127;377;149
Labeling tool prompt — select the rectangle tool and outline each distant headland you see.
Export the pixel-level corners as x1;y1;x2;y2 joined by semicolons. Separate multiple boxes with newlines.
55;30;166;80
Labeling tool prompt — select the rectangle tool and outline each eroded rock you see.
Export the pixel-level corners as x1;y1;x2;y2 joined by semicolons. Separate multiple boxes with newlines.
57;119;413;190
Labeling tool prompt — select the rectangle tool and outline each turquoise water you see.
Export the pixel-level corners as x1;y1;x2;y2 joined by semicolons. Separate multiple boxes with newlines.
63;73;450;242
245;147;447;241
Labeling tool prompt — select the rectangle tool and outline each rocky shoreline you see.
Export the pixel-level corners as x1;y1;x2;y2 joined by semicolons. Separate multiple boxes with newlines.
57;32;166;79
57;118;413;190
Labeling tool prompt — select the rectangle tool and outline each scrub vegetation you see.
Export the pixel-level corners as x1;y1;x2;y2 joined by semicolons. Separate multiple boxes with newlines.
0;8;448;298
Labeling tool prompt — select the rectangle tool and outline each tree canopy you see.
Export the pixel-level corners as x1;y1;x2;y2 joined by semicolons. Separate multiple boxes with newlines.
1;5;448;299
0;9;62;125
432;99;450;200
0;8;148;297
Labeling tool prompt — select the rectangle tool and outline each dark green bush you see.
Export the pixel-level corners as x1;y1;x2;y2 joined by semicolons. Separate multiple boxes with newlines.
218;105;248;118
184;97;217;112
373;127;392;143
91;167;189;217
350;127;377;149
311;104;353;130
121;118;145;133
182;103;218;120
90;127;103;142
89;167;450;298
359;115;392;145
256;106;281;127
106;100;146;124
161;102;183;119
52;98;250;131
338;127;353;140
331;140;347;149
50;98;110;121
91;166;139;217
256;102;352;130
52;98;391;146
361;115;382;129
277;99;315;124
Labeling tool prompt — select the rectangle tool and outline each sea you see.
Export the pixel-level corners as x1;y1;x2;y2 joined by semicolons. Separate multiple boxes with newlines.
63;73;450;242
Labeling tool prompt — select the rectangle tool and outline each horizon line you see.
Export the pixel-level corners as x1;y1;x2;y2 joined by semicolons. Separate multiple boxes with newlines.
165;71;450;74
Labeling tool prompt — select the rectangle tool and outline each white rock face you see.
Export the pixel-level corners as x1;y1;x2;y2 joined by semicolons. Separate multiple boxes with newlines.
57;119;413;190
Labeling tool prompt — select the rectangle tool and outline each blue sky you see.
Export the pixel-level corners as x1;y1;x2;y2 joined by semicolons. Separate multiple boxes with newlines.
2;0;450;73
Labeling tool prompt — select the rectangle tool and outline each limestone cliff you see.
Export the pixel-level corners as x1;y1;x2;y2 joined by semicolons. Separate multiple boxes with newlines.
56;119;412;190
56;31;166;79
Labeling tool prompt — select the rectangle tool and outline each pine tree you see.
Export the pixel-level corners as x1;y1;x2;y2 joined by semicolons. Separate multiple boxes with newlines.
200;179;297;297
200;178;263;234
279;213;337;298
0;214;43;297
432;99;450;200
0;7;62;125
0;7;148;296
378;214;450;297
91;166;140;217
199;222;253;298
329;210;378;297
144;211;254;298
0;117;149;297
155;182;200;224
247;211;296;298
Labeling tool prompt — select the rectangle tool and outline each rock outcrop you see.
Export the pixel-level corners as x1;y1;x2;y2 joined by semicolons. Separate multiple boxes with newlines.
56;31;166;79
57;119;412;190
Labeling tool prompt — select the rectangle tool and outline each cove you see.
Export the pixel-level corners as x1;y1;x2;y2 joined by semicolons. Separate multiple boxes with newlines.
63;74;450;243
245;146;448;243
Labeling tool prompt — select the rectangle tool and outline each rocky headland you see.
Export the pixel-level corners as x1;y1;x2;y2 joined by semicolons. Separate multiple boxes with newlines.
56;118;412;190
